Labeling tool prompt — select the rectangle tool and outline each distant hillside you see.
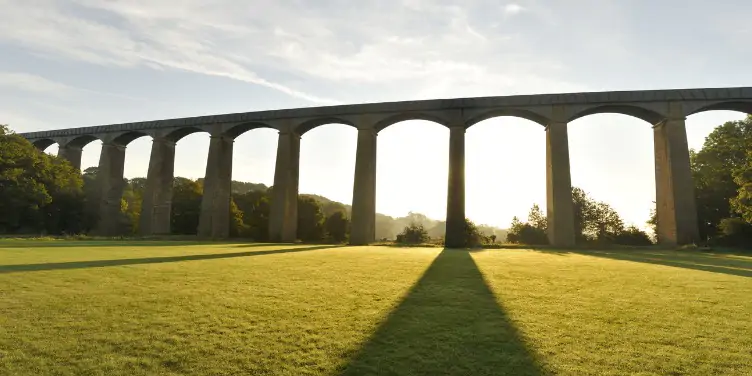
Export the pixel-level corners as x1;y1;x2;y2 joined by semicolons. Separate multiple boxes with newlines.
231;181;508;241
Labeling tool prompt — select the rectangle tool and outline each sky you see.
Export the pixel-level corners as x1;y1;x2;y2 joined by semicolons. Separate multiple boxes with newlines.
1;0;751;230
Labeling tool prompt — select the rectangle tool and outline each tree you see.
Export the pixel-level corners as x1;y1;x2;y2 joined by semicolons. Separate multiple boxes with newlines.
0;127;84;234
324;211;349;243
297;195;325;242
396;223;429;244
170;177;203;235
233;188;271;241
691;115;752;239
462;218;485;247
506;206;548;245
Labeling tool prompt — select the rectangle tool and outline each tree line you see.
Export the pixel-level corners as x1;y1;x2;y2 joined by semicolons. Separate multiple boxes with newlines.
4;115;752;247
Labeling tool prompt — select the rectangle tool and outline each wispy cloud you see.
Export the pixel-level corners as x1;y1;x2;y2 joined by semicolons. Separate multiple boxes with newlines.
0;72;74;94
503;3;525;15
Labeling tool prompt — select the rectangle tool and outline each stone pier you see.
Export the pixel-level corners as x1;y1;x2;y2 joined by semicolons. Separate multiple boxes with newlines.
350;127;377;245
95;142;127;236
653;104;700;245
545;117;576;247
57;144;83;170
269;131;301;242
444;126;466;248
197;135;234;238
139;137;176;236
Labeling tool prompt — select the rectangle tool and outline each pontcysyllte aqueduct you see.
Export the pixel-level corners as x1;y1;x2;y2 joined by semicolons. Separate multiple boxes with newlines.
19;87;752;248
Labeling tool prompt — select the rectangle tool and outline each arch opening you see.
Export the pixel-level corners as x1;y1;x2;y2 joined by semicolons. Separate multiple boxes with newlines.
688;101;752;117
112;131;150;147
32;138;57;151
225;122;275;139
465;117;546;241
466;109;549;128
568;113;656;240
296;117;355;136
67;135;100;149
375;113;450;133
569;104;665;125
375;120;449;240
165;127;208;143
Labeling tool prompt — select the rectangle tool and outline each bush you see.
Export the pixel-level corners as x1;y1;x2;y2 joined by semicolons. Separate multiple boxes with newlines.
613;225;653;246
463;218;484;247
396;223;429;244
506;217;548;245
714;217;752;247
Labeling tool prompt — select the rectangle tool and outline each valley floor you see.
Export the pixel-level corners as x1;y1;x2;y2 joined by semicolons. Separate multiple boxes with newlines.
1;241;751;375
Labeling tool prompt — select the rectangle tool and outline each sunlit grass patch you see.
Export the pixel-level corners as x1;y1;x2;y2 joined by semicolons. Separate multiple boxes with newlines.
1;241;750;375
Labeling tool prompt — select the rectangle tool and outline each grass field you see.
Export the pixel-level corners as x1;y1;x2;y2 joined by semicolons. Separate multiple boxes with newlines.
1;241;751;375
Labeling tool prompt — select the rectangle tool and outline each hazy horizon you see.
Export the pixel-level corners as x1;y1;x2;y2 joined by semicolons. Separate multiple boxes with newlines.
2;0;751;230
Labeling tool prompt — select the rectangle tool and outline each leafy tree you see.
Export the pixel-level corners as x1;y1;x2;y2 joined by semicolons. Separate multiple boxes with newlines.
0;127;84;234
396;223;429;244
506;205;548;245
297;195;325;241
233;188;271;241
731;149;752;223
691;115;752;239
614;225;653;246
170;177;203;235
324;210;349;243
462;218;485;247
228;198;247;237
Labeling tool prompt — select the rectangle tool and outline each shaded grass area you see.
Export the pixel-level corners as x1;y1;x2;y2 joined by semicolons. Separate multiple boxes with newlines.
341;249;544;375
1;241;751;375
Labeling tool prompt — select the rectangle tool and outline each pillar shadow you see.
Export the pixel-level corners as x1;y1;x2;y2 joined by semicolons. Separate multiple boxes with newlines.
529;248;752;279
580;250;752;278
339;249;545;376
0;245;339;274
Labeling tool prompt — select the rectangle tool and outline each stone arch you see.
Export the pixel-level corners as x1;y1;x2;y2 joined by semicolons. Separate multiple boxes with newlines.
687;101;752;117
295;117;356;136
111;131;150;146
165;126;208;143
466;108;550;128
31;138;57;151
374;112;450;133
224;122;276;139
65;134;100;149
568;104;666;125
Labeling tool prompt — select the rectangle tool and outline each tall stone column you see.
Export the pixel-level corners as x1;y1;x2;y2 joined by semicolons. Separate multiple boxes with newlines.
197;135;234;238
269;131;301;242
653;115;700;245
58;144;83;170
444;126;466;248
350;128;377;245
95;142;127;236
546;121;575;247
139;137;176;236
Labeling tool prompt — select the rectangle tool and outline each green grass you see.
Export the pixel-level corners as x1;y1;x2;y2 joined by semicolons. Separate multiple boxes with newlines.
1;241;751;375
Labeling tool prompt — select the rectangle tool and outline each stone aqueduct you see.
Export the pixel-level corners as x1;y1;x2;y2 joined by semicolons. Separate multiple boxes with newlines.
20;88;752;247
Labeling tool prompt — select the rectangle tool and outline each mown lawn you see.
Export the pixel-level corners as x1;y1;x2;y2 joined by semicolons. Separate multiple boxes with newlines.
1;241;751;375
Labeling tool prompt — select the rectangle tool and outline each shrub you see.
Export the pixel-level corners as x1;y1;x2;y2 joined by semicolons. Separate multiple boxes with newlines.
613;225;653;246
396;223;429;244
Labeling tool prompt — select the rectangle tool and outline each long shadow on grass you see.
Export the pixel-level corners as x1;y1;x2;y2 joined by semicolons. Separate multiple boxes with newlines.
582;250;752;278
532;249;752;279
340;248;545;376
0;240;256;248
0;245;339;274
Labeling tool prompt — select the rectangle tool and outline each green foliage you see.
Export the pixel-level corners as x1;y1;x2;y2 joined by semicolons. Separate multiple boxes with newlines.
170;177;203;235
297;195;325;242
506;204;549;245
713;217;752;247
324;210;350;243
462;218;485;247
691;115;752;239
396;223;429;244
614;225;653;246
233;189;271;241
0;128;84;234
